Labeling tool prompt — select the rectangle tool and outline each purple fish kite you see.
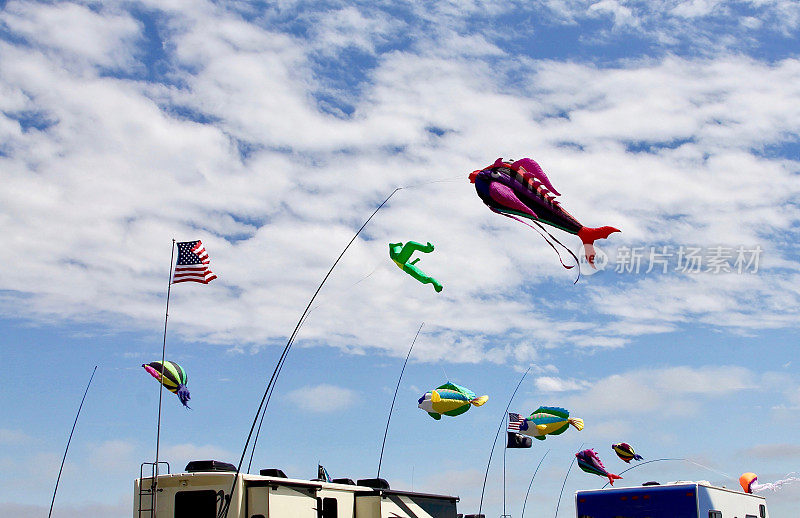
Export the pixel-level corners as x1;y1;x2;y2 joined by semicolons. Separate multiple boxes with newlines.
469;158;620;270
576;448;622;486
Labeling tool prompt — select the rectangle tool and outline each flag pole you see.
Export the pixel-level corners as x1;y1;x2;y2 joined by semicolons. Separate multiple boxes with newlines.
152;239;176;516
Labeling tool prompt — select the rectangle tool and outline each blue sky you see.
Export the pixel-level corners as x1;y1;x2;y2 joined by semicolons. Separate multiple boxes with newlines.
1;1;800;517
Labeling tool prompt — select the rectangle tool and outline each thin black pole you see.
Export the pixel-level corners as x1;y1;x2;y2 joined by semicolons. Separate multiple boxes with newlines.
520;449;549;518
153;239;176;515
554;443;583;518
48;365;97;518
222;188;401;518
478;366;530;516
246;310;315;473
377;322;424;479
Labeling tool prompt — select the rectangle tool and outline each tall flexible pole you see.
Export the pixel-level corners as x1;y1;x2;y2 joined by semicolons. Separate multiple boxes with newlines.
48;365;97;518
478;366;530;516
520;449;550;518
377;322;424;479
152;239;176;516
222;189;401;518
554;442;583;518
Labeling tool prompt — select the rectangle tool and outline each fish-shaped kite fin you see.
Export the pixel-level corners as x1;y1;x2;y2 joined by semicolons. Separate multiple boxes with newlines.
471;395;489;406
568;417;584;431
512;158;561;196
578;226;620;266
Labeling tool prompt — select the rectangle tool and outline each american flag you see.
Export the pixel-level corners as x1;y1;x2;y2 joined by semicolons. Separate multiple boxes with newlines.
172;240;217;284
508;412;524;431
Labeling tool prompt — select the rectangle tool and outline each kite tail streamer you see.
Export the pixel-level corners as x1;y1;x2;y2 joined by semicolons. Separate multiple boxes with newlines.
753;474;800;493
49;366;97;518
496;211;582;284
176;384;191;408
223;188;402;518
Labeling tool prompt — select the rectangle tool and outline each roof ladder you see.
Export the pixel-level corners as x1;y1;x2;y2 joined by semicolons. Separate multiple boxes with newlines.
138;461;170;518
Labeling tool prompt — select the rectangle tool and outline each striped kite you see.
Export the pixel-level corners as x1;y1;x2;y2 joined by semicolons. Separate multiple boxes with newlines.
142;361;191;408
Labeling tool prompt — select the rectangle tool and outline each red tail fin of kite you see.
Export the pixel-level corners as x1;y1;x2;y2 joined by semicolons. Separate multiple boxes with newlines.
577;226;620;267
607;473;623;486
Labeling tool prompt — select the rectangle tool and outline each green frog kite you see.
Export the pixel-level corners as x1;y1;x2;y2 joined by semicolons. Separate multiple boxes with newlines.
388;241;443;293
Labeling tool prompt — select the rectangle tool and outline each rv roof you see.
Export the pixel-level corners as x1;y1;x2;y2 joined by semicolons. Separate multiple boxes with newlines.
576;481;767;500
140;470;458;500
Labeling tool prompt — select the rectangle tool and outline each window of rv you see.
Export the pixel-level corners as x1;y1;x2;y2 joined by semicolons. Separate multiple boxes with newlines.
406;495;457;518
316;496;338;518
175;489;221;518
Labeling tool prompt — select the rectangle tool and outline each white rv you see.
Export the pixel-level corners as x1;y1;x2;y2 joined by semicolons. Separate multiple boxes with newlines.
575;481;769;518
134;460;460;518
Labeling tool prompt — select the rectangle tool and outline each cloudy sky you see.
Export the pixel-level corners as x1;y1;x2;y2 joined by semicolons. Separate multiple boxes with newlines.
1;1;799;517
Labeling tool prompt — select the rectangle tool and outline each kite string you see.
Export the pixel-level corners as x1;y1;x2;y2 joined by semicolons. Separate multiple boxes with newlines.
599;458;733;489
685;459;732;480
400;174;464;190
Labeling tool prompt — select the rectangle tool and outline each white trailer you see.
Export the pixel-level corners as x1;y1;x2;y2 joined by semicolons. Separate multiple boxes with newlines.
575;481;769;518
134;460;460;518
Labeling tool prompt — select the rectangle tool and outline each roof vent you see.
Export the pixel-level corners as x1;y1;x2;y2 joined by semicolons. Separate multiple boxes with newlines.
332;478;355;485
642;481;660;486
260;468;287;478
185;460;236;472
357;478;390;490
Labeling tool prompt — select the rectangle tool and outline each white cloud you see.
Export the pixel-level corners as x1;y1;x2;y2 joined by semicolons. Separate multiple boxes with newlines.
534;376;591;392
566;365;756;415
1;1;142;71
742;443;800;459
0;1;799;366
285;384;358;412
88;439;137;472
0;428;32;444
